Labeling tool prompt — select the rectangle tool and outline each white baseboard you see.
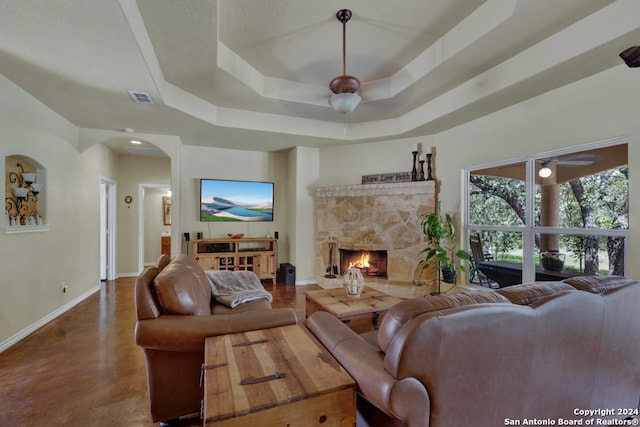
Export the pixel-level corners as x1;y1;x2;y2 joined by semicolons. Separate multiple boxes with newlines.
117;272;139;278
0;285;100;354
294;279;317;286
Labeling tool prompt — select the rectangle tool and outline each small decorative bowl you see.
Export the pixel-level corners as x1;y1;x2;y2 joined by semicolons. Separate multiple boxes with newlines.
227;233;244;239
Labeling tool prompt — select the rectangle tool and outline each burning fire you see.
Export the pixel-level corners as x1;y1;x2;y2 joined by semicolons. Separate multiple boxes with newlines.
348;252;370;269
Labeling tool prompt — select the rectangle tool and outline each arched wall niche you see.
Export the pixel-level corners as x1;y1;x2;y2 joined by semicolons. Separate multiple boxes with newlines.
4;154;47;233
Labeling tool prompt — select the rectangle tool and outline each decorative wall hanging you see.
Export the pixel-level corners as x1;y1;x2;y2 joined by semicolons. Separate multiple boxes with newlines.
163;196;171;225
5;155;46;230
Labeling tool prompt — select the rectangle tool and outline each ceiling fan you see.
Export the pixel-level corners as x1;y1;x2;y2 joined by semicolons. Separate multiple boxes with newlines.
328;9;361;114
540;153;599;166
538;153;599;178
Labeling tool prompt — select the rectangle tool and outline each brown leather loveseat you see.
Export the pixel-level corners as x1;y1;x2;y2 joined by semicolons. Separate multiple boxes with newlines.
305;276;640;427
134;254;297;425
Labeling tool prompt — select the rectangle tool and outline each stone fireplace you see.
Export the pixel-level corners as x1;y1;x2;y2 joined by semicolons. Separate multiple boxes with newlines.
316;181;435;287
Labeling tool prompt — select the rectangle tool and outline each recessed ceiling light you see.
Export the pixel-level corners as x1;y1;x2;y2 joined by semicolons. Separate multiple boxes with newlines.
130;140;142;145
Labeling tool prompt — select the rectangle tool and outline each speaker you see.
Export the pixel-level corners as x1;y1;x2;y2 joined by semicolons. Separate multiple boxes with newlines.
196;232;203;240
183;232;190;242
277;263;295;285
619;46;640;68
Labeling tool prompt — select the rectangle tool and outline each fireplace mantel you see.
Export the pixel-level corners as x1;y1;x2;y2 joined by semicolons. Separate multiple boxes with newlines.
316;181;434;198
316;180;435;286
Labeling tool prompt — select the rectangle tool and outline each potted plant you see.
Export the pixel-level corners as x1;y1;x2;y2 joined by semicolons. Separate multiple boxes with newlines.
540;250;565;271
419;201;471;294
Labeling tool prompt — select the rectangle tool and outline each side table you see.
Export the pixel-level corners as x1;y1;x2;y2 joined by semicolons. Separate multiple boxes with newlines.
305;287;403;334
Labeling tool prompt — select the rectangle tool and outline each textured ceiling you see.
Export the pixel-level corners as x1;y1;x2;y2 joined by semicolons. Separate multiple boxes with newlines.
0;0;639;153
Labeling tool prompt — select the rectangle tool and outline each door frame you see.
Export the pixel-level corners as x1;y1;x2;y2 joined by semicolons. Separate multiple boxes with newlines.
99;176;116;281
138;183;171;273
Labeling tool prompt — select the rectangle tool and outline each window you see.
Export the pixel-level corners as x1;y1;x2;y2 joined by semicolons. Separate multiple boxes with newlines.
465;139;628;286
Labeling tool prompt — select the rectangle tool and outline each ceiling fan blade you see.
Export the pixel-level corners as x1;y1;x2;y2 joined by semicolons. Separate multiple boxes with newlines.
553;153;599;166
558;153;598;161
555;160;595;166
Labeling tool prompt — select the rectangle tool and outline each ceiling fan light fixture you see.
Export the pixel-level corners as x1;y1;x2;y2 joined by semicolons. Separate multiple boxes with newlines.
329;92;361;114
538;162;553;178
329;9;361;114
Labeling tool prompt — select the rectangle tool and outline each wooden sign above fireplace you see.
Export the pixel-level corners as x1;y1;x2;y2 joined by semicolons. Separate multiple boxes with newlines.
361;171;411;184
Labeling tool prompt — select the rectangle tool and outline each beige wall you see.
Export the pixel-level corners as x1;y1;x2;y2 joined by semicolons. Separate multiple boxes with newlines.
318;137;435;188
433;65;639;278
0;74;119;345
178;145;290;263
116;155;171;275
287;146;320;283
318;65;639;278
431;65;638;220
144;187;171;265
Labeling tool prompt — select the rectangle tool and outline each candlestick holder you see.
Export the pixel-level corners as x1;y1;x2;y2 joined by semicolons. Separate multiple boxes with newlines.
419;159;426;181
411;151;418;181
426;153;434;181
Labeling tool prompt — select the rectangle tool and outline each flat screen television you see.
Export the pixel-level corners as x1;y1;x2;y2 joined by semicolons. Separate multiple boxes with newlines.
200;179;274;222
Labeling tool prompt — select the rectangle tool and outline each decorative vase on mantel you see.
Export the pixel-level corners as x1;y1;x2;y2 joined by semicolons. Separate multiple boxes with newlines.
343;267;365;297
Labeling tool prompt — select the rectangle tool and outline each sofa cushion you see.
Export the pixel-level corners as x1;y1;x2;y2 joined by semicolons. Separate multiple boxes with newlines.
497;281;574;305
155;253;171;270
563;275;638;294
135;265;163;321
211;298;272;315
153;255;212;315
377;290;510;352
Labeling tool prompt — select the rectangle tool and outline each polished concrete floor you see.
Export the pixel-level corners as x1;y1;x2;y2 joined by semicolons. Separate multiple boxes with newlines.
0;278;314;427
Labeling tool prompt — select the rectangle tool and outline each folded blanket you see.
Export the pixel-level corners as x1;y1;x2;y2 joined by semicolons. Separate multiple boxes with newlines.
205;270;273;308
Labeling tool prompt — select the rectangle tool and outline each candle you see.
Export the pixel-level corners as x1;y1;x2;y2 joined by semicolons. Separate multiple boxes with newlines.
412;143;418;152
420;154;426;162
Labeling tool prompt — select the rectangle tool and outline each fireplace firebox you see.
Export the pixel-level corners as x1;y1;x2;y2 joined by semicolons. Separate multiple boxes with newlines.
339;249;388;278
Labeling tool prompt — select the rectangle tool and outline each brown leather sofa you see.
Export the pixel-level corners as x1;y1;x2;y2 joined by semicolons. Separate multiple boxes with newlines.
305;276;640;427
134;254;297;425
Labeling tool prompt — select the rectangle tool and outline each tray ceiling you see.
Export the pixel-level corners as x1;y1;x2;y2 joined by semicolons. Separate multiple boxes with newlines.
0;0;639;152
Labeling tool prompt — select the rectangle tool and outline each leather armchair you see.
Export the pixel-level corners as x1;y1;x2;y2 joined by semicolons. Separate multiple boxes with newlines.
134;254;297;424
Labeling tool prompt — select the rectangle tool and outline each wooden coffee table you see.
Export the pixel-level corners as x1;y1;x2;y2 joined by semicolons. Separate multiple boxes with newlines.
202;324;355;426
305;287;403;334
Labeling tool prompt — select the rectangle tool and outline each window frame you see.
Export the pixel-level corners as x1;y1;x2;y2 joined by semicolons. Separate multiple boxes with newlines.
464;136;629;284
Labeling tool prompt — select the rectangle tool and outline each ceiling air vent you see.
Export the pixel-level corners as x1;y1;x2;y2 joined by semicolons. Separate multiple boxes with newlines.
128;90;154;104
